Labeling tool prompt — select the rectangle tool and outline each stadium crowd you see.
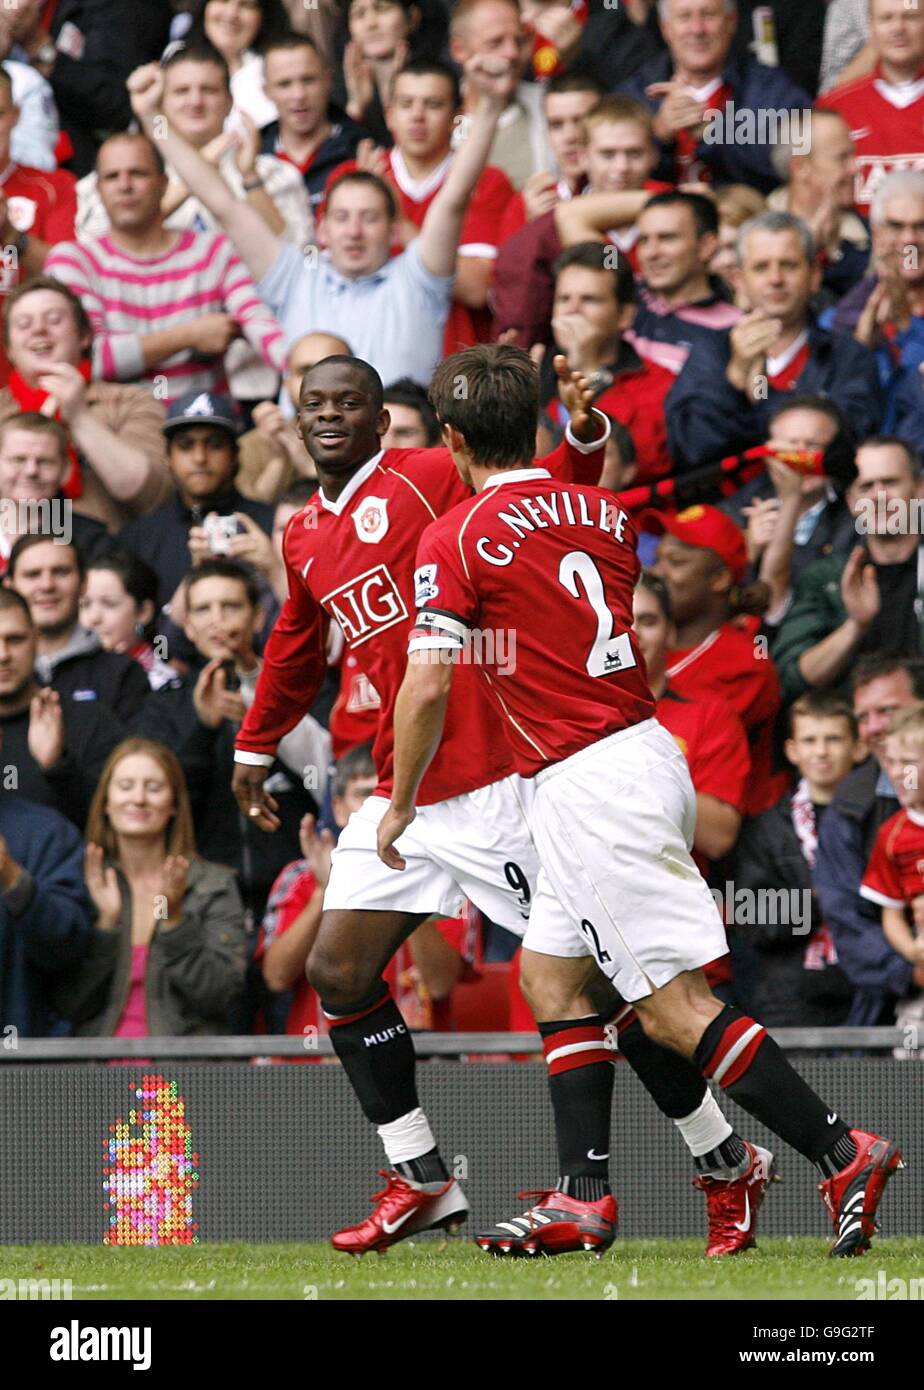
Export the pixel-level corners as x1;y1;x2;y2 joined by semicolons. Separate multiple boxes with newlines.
2;0;924;1052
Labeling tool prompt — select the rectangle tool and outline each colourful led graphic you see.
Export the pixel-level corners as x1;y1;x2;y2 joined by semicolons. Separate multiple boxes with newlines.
103;1074;200;1245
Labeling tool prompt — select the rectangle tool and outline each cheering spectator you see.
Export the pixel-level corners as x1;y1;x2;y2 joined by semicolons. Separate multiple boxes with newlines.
0;67;74;289
135;559;328;922
832;171;924;424
8;0;171;176
817;0;924;214
861;703;924;1048
495;96;665;349
814;654;924;1023
647;503;785;815
0;413;109;570
448;0;551;190
562;192;743;377
176;0;293;131
0;790;91;1038
721;394;857;608
79;550;181;693
0;276;171;532
119;390;273;652
55;737;247;1036
773;437;924;701
0;585;122;827
130;50;521;386
537;242;676;483
259;35;367;215
341;0;447;145
666;211;882;470
381;378;440;449
619;0;809;191
44;131;286;405
7;534;149;724
237;331;347;504
734;691;858;1028
768;109;870;303
708;182;766;294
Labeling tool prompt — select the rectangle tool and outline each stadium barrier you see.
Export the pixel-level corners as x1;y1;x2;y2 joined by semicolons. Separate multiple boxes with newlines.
1;1031;919;1245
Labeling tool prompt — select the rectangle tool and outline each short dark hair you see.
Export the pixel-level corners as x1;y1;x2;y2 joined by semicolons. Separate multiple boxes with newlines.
184;557;261;609
97;131;166;178
162;39;232;91
392;58;460;107
325;169;397;221
8;532;83;579
331;742;376;799
187;0;294;55
544;71;604;101
429;344;538;470
852;654;924;700
302;355;385;412
3;274;93;352
383;377;440;444
262;32;320;64
554;241;636;307
88;548;161;642
642;190;719;239
0;586;33;625
858;434;921;480
637;569;672;622
787;690;858;740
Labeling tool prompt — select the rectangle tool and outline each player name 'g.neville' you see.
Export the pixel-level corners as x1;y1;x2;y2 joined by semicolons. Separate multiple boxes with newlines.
476;492;630;568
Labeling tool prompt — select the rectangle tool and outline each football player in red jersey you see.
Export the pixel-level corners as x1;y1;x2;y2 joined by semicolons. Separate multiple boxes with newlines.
380;344;904;1259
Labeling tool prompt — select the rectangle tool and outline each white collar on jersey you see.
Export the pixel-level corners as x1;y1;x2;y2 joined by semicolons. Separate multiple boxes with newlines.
482;468;553;489
873;74;924;108
317;450;385;515
390;147;454;203
907;807;924;827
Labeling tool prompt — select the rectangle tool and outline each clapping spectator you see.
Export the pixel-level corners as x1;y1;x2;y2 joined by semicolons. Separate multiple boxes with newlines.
734;692;859;1028
667;211;882;470
341;0;446;145
79;550;181;693
0;790;91;1037
45;131;286;404
814;655;924;1024
0;586;123;826
0;276;171;533
175;0;293;131
54;737;247;1036
7;534;149;725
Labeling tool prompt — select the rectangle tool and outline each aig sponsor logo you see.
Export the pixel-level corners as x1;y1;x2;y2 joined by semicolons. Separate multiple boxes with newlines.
322;564;409;646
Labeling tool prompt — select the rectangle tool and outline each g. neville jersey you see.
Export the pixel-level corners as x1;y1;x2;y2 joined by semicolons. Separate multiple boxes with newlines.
235;431;607;804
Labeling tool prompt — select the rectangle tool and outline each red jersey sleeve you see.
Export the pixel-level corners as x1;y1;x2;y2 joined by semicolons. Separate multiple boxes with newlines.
542;411;610;486
860;819;907;909
458;167;518;256
687;698;751;812
235;512;329;761
40;170;77;243
409;512;479;654
255;859;319;959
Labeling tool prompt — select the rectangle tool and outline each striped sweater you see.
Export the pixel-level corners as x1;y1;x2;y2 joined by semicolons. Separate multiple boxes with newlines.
45;230;287;403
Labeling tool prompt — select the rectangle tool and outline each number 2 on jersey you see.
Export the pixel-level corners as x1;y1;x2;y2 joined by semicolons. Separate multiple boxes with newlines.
558;551;637;679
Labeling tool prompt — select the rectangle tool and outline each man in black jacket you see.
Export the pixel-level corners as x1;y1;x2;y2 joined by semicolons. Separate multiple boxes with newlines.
6;533;148;726
0;587;122;827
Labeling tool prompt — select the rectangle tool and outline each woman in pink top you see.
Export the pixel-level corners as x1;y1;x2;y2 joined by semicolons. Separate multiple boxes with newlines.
57;739;246;1036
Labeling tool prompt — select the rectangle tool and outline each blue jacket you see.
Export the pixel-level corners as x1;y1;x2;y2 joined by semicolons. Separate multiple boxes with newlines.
665;322;883;471
813;759;912;1026
892;364;924;457
0;797;92;1037
618;53;810;192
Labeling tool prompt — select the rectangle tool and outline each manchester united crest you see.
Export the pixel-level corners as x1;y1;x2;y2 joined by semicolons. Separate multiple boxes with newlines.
352;496;390;544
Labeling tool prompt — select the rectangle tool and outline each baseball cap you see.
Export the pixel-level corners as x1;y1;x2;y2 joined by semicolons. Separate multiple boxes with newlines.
641;505;749;585
163;390;241;437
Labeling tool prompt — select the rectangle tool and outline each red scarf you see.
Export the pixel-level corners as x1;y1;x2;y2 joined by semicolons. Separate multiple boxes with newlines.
8;359;92;499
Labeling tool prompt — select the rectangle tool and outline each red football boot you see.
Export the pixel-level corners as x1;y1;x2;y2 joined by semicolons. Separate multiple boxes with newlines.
331;1171;469;1255
692;1142;776;1256
475;1190;618;1257
818;1129;904;1258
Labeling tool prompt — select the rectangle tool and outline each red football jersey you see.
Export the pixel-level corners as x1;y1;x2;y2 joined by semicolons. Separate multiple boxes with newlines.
860;808;924;909
656;686;750;817
410;468;655;775
237;436;607;800
2;163;77;244
817;67;924;210
329;649;381;759
665;621;786;817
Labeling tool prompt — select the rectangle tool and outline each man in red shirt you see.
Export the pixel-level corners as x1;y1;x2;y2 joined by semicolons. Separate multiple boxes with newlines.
818;0;924;213
381;343;904;1260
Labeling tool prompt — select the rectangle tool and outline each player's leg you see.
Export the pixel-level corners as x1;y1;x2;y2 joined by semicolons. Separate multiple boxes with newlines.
521;945;775;1257
309;797;471;1253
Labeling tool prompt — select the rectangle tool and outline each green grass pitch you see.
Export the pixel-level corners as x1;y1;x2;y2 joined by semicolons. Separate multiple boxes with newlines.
5;1238;924;1300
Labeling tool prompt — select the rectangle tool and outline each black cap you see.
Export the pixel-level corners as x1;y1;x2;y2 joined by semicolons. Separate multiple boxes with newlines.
163;390;240;437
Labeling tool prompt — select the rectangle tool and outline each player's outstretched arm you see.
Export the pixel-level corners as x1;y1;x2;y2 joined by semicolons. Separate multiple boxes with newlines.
128;63;282;285
377;652;455;869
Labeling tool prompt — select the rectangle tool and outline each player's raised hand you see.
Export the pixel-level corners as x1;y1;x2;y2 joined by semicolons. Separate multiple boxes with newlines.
553;352;598;441
232;759;281;833
128;63;165;122
377;802;415;870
